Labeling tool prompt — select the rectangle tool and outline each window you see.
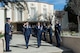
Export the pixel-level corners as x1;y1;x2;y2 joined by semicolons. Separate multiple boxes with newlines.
31;7;36;18
43;8;47;17
18;8;22;21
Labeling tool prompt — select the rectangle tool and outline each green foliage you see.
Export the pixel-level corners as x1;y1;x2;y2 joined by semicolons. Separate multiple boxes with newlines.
64;4;75;14
0;34;4;38
64;0;78;32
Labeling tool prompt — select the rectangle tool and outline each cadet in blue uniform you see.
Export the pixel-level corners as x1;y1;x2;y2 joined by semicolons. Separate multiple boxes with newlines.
23;21;32;49
48;23;53;44
35;22;43;48
55;20;61;47
43;23;47;41
5;18;12;52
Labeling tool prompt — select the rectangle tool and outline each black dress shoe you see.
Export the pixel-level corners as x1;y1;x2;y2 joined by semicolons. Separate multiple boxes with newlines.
50;42;52;44
26;46;28;49
6;50;12;52
43;40;46;41
37;45;40;48
56;45;60;48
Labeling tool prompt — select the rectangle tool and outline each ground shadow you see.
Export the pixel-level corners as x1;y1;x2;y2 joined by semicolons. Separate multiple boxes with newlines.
10;45;26;49
10;43;54;49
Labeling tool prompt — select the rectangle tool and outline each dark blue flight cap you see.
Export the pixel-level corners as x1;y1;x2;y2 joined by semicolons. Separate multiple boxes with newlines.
6;18;10;20
6;18;10;21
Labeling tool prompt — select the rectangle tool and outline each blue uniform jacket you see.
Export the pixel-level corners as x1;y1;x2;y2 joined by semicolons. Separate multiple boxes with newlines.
5;23;11;40
48;27;52;35
43;26;47;33
55;24;61;34
23;26;32;36
35;26;43;36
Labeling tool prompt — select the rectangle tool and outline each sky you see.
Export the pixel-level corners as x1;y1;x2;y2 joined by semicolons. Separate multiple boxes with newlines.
40;0;67;10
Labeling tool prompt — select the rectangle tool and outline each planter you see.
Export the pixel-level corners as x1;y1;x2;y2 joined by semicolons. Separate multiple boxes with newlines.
42;34;80;53
0;39;3;53
61;36;80;53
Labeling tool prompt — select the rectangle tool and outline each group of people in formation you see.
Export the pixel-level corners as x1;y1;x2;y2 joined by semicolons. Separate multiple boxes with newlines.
5;18;61;52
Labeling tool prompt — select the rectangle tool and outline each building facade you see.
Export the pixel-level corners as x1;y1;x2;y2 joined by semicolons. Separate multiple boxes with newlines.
5;1;55;33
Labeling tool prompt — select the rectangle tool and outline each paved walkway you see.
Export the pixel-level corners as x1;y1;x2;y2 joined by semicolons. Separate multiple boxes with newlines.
4;34;67;53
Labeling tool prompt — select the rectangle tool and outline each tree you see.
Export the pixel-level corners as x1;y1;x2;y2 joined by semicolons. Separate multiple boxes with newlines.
67;0;80;33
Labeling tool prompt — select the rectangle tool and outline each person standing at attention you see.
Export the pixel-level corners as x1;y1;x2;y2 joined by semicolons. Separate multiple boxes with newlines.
5;18;12;52
55;20;61;47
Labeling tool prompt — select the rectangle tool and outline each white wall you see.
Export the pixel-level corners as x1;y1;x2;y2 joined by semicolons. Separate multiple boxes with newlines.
0;7;5;34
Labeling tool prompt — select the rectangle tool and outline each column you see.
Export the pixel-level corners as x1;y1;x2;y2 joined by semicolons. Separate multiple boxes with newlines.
0;7;6;34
